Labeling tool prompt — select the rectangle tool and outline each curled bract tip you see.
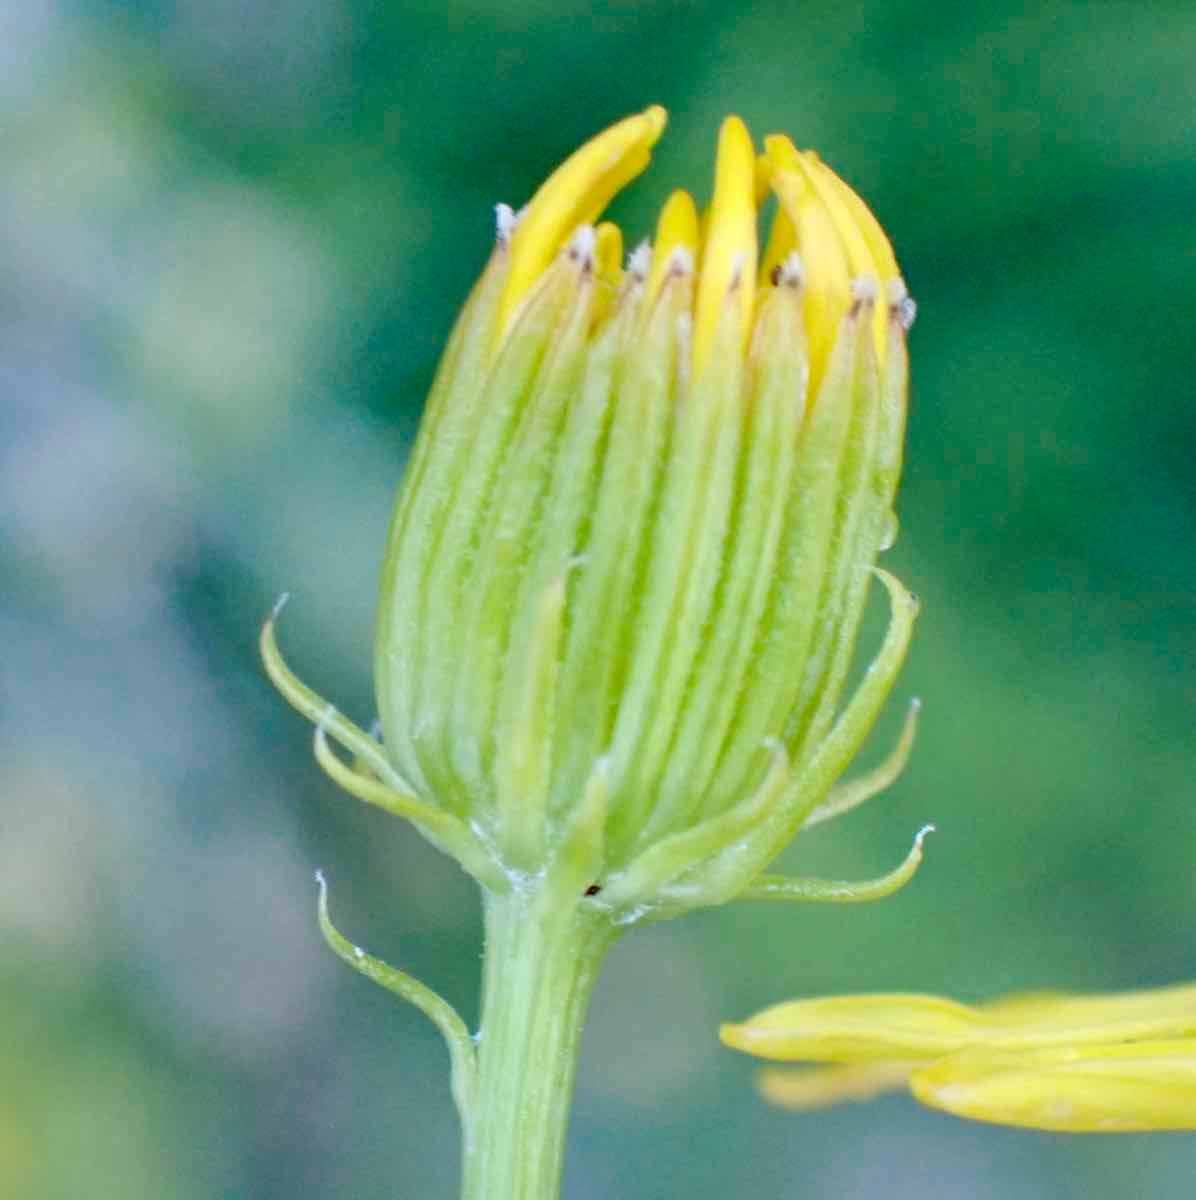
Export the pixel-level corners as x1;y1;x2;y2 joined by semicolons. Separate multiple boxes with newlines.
736;819;934;907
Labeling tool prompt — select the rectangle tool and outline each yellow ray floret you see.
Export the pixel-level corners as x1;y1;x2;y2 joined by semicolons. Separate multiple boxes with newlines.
592;222;624;323
805;154;898;282
722;992;988;1062
693;116;758;374
725;981;1196;1132
594;221;623;288
763;152;849;386
757;177;797;289
912;1041;1196;1133
487;108;905;386
793;150;895;357
761;135;900;380
723;984;1196;1062
758;1060;919;1111
647;189;700;302
497;106;667;341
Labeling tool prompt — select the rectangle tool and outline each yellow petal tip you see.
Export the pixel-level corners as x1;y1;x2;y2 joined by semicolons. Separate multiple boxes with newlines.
641;103;669;139
693;115;758;373
496;106;670;342
647;189;701;301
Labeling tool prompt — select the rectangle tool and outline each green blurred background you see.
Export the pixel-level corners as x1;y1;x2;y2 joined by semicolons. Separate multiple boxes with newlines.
4;1;1194;1196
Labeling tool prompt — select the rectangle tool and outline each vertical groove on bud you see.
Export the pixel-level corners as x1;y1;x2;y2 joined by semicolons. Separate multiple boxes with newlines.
450;253;598;802
412;254;589;810
605;288;747;858
547;270;688;820
703;304;862;817
796;287;910;761
494;576;566;867
787;289;884;761
376;245;511;796
497;281;644;850
647;281;807;841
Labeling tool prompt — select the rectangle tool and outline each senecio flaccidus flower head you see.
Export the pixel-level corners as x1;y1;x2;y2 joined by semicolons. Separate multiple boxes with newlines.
722;982;1196;1132
264;107;926;921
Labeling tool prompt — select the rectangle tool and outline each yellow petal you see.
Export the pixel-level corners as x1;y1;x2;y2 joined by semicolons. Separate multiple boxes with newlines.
791;152;894;360
765;145;849;390
693;115;758;375
725;982;1196;1067
753;151;774;208
757;193;797;288
498;106;667;340
911;1041;1196;1133
762;135;902;381
721;993;991;1062
647;189;700;302
804;154;898;282
791;152;878;281
980;981;1196;1048
758;1060;920;1111
594;221;623;287
591;221;624;325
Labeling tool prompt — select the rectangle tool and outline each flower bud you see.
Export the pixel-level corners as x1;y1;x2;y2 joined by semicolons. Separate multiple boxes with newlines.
268;108;920;920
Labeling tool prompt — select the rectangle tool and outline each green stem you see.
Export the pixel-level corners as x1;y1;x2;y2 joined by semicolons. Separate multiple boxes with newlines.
461;884;618;1200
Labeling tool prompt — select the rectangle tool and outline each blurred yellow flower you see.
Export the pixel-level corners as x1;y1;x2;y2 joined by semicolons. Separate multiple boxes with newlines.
722;983;1196;1131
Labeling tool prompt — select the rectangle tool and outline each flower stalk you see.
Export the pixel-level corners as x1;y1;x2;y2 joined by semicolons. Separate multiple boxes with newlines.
462;886;617;1200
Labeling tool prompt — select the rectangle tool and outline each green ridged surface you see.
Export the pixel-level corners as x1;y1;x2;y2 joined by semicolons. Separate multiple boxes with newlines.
406;258;583;811
547;278;686;823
